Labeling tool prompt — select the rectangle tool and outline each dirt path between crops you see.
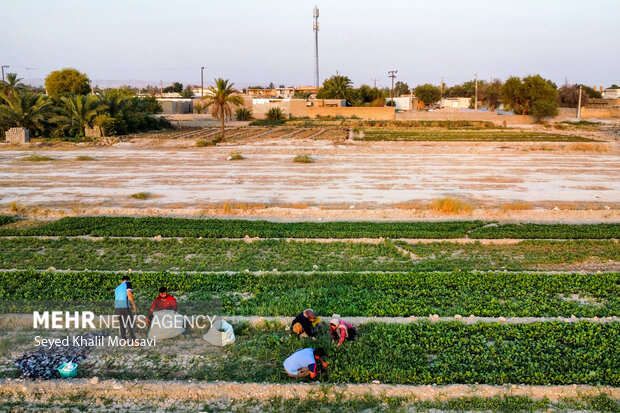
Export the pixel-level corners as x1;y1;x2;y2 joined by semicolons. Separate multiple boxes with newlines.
1;379;618;404
1;134;619;221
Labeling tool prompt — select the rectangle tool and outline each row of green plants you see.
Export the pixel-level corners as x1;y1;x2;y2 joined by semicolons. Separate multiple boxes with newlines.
469;223;620;239
0;238;413;272
1;217;618;239
0;237;617;273
2;270;618;317
357;129;592;142
38;322;620;385
0;217;483;238
395;239;620;271
0;216;16;226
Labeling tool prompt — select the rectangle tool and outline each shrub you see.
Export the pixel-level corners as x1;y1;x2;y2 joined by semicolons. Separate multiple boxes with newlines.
228;152;244;160
22;155;54;162
235;107;252;121
196;139;210;147
130;192;151;200
293;154;314;163
76;155;95;161
265;107;284;121
249;119;285;126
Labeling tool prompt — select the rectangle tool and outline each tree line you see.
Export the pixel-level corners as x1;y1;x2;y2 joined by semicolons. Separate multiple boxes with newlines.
0;68;168;140
315;74;612;120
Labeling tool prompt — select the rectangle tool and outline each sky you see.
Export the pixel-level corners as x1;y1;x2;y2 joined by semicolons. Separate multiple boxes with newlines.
2;0;619;89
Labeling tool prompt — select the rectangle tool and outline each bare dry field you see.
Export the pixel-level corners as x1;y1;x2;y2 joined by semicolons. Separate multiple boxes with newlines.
1;126;619;222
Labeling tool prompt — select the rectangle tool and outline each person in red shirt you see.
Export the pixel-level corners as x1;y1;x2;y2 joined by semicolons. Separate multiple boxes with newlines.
146;286;178;325
329;318;356;346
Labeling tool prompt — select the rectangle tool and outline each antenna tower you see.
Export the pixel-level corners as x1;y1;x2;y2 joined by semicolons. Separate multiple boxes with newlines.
313;6;320;87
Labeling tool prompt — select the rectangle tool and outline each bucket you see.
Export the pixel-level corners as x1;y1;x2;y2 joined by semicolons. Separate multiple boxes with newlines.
58;362;78;378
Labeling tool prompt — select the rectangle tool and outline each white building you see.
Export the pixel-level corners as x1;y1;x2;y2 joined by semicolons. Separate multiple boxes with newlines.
441;97;471;109
603;88;620;99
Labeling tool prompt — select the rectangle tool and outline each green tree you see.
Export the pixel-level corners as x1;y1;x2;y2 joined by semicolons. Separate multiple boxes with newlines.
501;75;558;120
201;78;243;138
480;80;503;111
316;75;353;100
0;73;26;97
53;94;102;136
181;85;194;98
45;68;91;99
0;92;52;134
394;81;410;96
163;82;183;93
414;84;441;106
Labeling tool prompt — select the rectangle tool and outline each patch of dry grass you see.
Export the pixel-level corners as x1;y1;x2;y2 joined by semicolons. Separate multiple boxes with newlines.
22;154;54;162
76;155;95;161
228;152;244;160
130;192;152;200
428;197;474;214
566;143;609;153
500;201;533;211
293;154;314;163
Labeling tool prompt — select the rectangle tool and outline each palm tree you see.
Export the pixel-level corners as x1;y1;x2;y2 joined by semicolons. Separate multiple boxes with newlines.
201;78;243;138
0;73;26;97
53;94;102;136
99;89;132;118
318;75;352;99
0;91;52;133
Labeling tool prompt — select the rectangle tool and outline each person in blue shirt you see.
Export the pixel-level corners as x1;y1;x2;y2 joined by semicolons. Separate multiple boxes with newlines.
114;275;137;341
283;348;327;379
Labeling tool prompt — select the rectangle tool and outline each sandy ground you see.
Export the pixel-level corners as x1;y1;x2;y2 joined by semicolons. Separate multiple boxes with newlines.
1;130;619;222
1;379;618;404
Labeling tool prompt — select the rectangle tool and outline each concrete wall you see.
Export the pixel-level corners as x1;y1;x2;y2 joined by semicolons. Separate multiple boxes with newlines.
158;99;193;114
581;107;620;119
5;127;29;144
307;106;395;120
85;126;104;138
250;99;308;118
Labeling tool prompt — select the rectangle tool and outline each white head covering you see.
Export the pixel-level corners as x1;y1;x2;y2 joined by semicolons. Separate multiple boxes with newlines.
330;318;340;327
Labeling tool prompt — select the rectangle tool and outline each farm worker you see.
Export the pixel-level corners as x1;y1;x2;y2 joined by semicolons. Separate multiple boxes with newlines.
291;309;319;340
329;318;356;346
283;348;327;379
114;275;137;341
146;286;178;325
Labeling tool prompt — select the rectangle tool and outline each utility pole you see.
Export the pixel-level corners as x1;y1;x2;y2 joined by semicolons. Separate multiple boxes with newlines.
474;73;478;111
201;66;205;97
160;80;163;96
577;85;582;120
313;6;320;88
1;65;8;82
388;70;398;100
440;76;444;107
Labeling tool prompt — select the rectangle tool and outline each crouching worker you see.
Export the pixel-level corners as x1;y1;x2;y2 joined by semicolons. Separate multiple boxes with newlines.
283;348;327;379
146;287;178;325
291;309;319;340
329;318;356;346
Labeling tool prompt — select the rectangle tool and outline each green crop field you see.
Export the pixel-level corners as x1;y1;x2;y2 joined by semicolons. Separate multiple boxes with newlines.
2;270;619;317
1;216;618;239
